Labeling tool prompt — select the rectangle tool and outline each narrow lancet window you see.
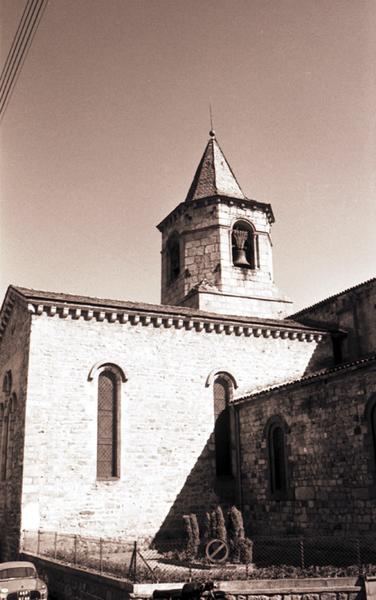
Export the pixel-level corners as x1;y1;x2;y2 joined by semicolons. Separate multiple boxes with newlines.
167;234;180;283
371;403;376;465
268;423;287;495
213;376;233;477
97;370;119;479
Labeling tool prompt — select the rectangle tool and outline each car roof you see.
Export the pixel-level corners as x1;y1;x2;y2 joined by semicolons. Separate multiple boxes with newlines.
0;562;36;570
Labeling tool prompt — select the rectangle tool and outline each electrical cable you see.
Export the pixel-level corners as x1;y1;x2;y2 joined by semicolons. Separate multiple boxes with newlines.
0;0;44;113
0;0;35;90
0;0;48;121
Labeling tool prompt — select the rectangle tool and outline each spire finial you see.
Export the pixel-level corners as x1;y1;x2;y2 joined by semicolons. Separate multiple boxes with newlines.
209;103;215;138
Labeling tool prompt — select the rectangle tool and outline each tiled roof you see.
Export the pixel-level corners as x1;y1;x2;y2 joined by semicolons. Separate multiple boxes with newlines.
185;133;246;202
0;285;332;346
290;277;376;319
235;352;376;405
10;285;323;330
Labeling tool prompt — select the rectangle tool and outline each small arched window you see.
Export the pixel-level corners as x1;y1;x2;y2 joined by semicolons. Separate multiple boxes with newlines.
267;419;288;497
97;370;120;479
167;233;180;283
232;221;255;269
213;376;233;477
2;371;12;396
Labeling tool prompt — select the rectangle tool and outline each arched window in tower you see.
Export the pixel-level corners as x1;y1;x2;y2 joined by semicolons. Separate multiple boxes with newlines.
213;376;233;477
232;221;255;269
167;233;181;284
268;420;288;496
97;370;120;479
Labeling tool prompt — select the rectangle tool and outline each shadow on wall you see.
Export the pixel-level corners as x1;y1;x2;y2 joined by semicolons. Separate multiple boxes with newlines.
302;334;337;376
152;430;237;547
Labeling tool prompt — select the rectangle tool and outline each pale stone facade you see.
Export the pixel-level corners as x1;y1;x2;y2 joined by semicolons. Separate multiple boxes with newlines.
0;132;375;560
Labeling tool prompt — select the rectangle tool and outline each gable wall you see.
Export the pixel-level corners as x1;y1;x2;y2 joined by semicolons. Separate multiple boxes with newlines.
0;298;31;559
293;280;376;361
238;361;376;537
21;311;323;543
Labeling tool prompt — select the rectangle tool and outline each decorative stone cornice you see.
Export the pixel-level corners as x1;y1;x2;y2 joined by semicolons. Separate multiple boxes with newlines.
0;286;330;346
20;299;326;342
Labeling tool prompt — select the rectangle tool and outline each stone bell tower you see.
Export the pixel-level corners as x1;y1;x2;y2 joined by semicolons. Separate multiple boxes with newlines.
157;131;292;319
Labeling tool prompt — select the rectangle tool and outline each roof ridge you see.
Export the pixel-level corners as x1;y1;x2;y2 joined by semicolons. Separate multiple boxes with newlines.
214;136;245;198
235;352;376;403
290;276;376;318
7;284;328;330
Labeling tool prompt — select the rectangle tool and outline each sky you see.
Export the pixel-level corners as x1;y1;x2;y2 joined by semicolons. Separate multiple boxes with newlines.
1;0;375;314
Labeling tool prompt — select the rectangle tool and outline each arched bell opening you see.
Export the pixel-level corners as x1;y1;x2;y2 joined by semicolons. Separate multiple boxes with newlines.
231;221;255;269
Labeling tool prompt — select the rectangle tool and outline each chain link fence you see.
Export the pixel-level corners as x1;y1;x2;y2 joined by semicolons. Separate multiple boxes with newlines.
22;530;376;583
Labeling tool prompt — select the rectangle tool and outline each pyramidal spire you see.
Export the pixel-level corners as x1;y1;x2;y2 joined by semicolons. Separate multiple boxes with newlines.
185;131;246;202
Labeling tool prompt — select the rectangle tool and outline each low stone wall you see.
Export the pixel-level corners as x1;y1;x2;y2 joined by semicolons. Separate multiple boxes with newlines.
22;553;364;600
21;553;132;600
134;579;364;600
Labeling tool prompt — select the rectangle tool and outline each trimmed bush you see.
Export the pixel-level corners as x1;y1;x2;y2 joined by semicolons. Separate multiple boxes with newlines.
183;513;200;558
215;506;227;542
228;505;253;564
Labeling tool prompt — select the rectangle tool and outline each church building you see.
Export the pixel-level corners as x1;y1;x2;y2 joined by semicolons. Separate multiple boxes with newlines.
0;131;375;560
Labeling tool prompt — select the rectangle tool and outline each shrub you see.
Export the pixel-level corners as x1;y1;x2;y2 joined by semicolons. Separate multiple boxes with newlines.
190;513;200;557
183;513;200;559
215;506;227;542
202;512;211;545
228;505;253;564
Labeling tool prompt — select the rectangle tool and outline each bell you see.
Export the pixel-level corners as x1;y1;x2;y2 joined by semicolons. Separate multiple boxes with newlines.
233;247;250;267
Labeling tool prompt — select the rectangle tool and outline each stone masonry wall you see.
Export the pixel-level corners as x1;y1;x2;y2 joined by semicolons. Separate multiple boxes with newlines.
239;360;376;537
0;296;31;560
292;279;376;362
21;309;323;543
161;199;291;318
181;290;293;320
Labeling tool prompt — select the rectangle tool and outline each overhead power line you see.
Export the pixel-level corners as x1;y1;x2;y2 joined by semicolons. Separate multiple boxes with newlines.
0;0;48;121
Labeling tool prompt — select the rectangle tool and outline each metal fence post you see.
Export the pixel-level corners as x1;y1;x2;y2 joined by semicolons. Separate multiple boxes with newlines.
99;538;103;574
355;538;361;572
54;532;57;559
37;530;41;555
74;535;77;565
134;541;137;583
300;538;305;569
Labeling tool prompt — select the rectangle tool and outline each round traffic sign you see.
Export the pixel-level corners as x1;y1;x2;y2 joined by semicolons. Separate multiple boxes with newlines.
205;539;229;563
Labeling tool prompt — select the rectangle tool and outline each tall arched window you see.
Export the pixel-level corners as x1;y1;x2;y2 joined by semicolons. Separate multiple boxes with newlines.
6;394;17;479
371;404;376;463
266;417;288;497
232;221;256;269
213;376;233;477
167;233;180;283
97;370;120;479
0;370;13;482
0;402;5;481
366;398;376;467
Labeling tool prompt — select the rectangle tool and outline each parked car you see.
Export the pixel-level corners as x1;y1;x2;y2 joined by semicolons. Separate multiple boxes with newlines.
0;561;48;600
